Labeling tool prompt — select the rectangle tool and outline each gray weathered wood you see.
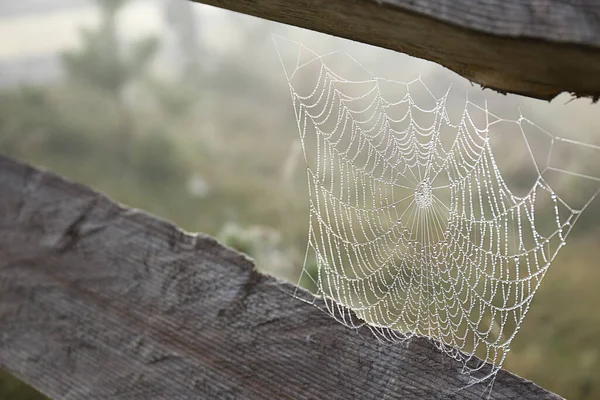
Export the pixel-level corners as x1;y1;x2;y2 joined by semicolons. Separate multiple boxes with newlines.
0;155;563;399
192;0;600;101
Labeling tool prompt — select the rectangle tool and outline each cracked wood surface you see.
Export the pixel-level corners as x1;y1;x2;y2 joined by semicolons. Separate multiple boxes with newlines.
0;155;563;399
192;0;600;101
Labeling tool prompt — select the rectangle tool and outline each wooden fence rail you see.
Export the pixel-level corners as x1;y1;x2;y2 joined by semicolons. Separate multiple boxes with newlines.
193;0;600;101
0;156;564;399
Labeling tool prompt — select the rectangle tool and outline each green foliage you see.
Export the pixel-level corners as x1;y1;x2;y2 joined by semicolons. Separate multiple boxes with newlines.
132;131;187;187
99;0;128;14
299;259;319;292
218;222;259;258
0;86;92;161
0;369;48;400
146;78;197;118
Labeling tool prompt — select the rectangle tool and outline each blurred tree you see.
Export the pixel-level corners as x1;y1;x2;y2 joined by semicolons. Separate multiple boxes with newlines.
62;0;159;156
63;0;159;97
164;0;203;84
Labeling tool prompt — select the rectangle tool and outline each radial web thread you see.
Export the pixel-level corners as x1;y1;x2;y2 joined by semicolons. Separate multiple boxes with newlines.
274;35;600;384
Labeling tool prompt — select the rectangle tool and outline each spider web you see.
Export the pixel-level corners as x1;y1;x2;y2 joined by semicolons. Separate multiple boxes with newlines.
274;35;600;384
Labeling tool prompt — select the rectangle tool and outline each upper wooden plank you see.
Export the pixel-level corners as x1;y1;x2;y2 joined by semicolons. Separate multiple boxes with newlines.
383;0;600;47
191;0;600;101
0;155;563;399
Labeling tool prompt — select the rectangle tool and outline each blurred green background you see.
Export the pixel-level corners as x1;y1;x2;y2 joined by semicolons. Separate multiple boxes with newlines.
0;1;599;399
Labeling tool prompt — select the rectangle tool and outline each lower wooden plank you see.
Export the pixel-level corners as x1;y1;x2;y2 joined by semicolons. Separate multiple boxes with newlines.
0;155;562;399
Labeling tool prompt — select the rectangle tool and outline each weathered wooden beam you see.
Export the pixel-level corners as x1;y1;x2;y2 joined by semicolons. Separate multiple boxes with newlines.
0;156;562;399
191;0;600;101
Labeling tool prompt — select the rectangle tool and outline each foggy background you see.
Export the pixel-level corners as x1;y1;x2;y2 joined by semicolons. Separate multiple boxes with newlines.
1;1;599;399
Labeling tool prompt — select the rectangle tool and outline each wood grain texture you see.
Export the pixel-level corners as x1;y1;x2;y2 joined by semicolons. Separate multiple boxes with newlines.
0;155;563;399
191;0;600;101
